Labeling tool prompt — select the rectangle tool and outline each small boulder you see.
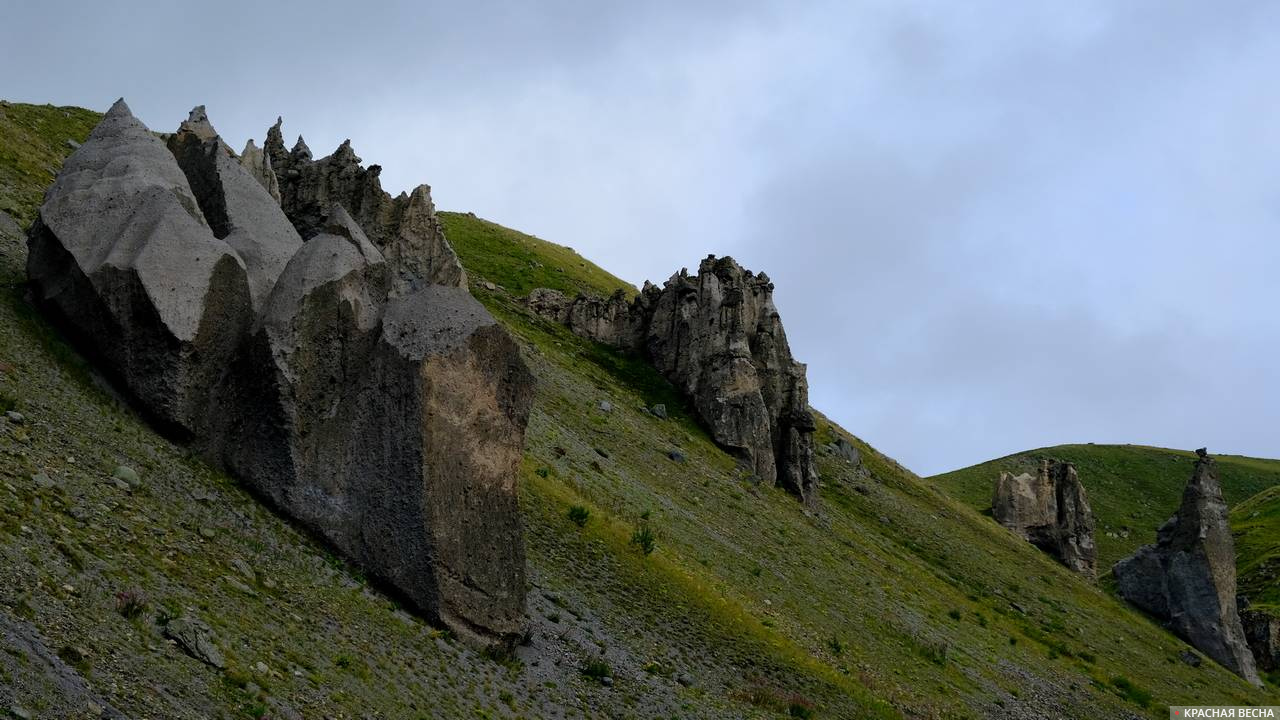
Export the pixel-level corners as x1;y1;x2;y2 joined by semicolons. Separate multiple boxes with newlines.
163;616;225;669
597;400;613;413
667;450;686;463
4;411;23;424
111;465;140;489
650;403;668;419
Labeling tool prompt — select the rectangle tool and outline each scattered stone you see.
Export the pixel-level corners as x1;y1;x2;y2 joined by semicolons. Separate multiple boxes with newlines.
31;473;55;489
111;465;140;488
483;281;497;291
65;138;80;150
601;676;613;687
677;673;693;687
199;527;216;540
1179;650;1202;667
4;411;23;424
992;460;1096;577
9;705;32;720
594;447;610;459
526;255;818;503
255;661;270;675
164;616;225;669
231;557;256;581
666;450;686;463
650;404;668;419
1113;449;1260;684
597;400;613;413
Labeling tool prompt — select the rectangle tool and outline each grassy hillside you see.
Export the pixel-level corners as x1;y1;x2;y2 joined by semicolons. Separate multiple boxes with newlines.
1232;485;1280;613
930;444;1280;574
1;101;1275;718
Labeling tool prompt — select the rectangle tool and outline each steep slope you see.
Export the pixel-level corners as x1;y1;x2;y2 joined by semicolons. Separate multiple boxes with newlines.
1232;485;1280;613
932;444;1280;573
0;102;1273;718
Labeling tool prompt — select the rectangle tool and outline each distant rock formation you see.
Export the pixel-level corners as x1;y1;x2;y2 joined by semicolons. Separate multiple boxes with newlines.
526;255;818;503
991;460;1096;577
261;118;467;292
26;101;532;648
1238;597;1279;672
1113;449;1260;684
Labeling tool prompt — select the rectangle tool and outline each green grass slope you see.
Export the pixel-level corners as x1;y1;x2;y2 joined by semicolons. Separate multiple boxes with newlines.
1;101;1274;718
929;444;1280;575
1232;485;1280;613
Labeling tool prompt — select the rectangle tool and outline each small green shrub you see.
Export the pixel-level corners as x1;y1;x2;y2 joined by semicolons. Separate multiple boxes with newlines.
631;524;656;555
947;609;961;621
114;588;147;619
582;658;612;682
535;466;550;478
567;505;590;528
827;635;844;656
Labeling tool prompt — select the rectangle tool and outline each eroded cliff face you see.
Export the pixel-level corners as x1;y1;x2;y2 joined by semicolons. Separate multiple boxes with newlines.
260;119;467;292
1113;449;1260;684
526;255;818;503
26;101;532;648
992;460;1097;577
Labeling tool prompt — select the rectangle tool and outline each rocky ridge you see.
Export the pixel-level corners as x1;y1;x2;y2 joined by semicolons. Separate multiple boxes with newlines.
991;460;1097;577
25;100;532;647
526;254;818;502
1112;449;1261;684
261;118;467;292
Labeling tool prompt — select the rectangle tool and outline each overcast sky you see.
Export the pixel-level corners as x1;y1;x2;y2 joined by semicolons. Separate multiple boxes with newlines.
3;1;1277;475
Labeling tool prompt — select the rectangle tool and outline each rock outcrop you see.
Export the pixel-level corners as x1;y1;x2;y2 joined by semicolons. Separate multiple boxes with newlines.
1113;449;1260;684
525;255;818;502
1238;597;1280;672
262;119;467;292
26;99;253;436
992;460;1096;577
27;102;533;648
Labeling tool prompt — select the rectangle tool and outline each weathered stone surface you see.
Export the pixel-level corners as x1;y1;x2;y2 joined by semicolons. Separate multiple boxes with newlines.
167;106;302;311
1238;596;1280;672
28;103;536;648
239;139;281;204
163;615;225;669
26;99;253;435
992;460;1096;577
263;120;466;291
524;255;818;502
1113;449;1260;684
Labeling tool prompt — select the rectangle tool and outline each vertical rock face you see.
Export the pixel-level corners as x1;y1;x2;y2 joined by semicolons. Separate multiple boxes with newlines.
524;255;818;503
263;120;467;291
27;103;533;648
239;139;281;204
1238;597;1280;672
992;460;1097;577
25;99;253;436
1113;449;1260;684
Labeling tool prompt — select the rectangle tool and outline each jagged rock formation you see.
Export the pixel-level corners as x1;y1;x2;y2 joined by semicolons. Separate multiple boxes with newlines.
1238;597;1280;672
526;255;818;502
1113;449;1260;684
261;118;467;292
26;101;532;647
991;460;1096;577
26;99;253;436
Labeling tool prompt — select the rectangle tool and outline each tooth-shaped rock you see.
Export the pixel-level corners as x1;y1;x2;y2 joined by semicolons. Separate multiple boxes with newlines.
167;106;301;310
26;98;252;435
240;139;282;205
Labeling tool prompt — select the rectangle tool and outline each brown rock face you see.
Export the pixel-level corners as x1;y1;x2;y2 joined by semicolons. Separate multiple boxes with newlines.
263;119;466;291
525;255;818;502
28;103;533;648
992;460;1096;577
1113;449;1260;684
